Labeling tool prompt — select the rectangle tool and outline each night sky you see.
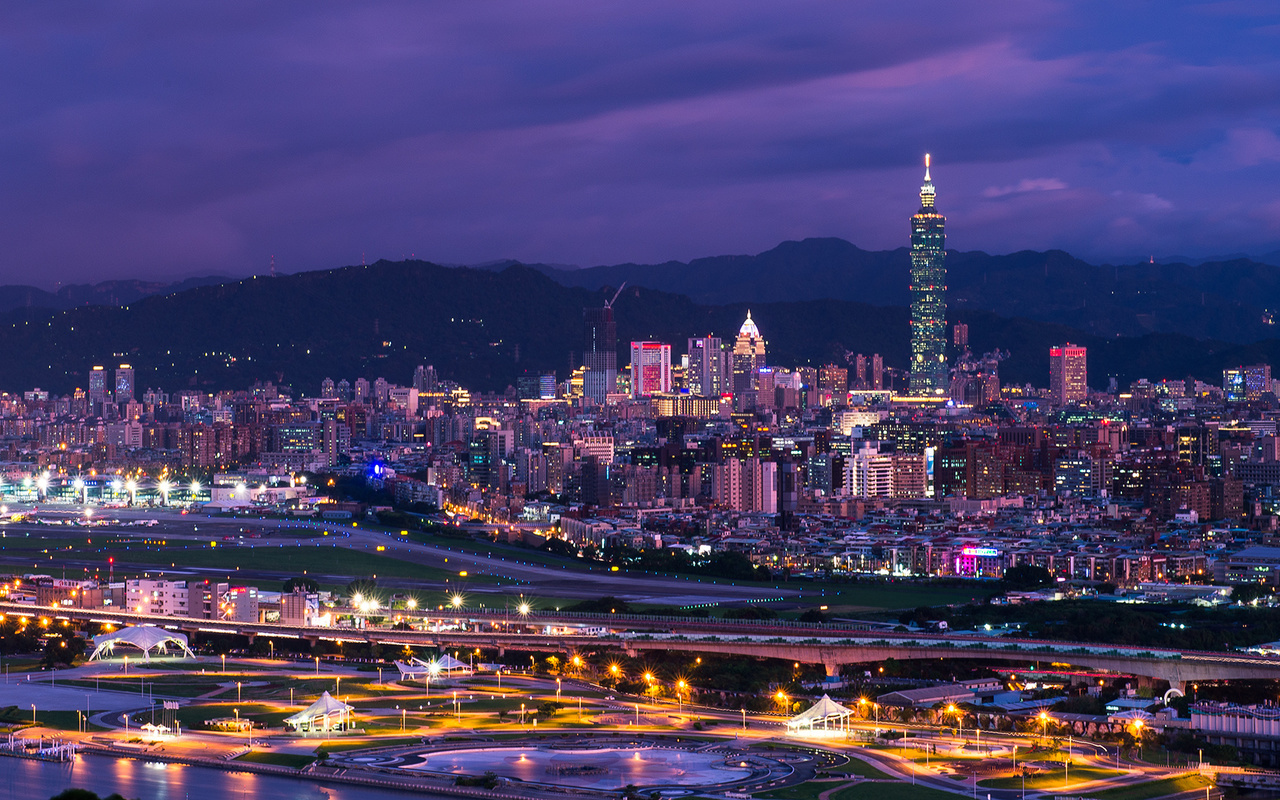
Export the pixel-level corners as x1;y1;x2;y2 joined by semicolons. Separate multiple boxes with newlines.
3;1;1279;285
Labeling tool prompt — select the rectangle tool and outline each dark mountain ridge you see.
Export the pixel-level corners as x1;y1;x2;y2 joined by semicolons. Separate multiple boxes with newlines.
0;275;232;316
506;238;1280;344
3;259;1279;397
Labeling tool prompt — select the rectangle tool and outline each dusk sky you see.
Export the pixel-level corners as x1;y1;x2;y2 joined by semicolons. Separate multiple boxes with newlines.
3;1;1280;285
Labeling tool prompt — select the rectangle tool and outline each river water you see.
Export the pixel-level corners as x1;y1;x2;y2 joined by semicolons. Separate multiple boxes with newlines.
0;753;424;800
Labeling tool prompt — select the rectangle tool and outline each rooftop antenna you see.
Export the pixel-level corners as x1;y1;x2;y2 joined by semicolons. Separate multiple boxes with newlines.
604;281;627;309
924;153;932;182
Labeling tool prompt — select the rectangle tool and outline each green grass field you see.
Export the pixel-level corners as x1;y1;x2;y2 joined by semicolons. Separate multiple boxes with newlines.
830;757;895;779
315;736;425;755
828;783;961;800
980;766;1126;790
757;779;848;800
0;706;105;732
1091;774;1211;800
235;750;315;769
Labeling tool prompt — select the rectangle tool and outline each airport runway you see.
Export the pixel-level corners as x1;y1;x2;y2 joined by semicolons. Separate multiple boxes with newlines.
0;507;798;606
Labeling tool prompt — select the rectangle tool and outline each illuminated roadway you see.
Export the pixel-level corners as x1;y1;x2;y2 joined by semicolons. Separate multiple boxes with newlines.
16;601;1280;690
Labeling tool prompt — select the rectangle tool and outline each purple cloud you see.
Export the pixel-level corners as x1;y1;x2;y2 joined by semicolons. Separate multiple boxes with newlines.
0;0;1277;284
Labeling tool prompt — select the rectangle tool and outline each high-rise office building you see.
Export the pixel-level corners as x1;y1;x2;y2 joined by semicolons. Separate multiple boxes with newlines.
731;311;766;393
1223;364;1272;402
320;377;336;399
630;341;672;398
413;364;438;394
953;323;969;351
89;366;108;405
818;364;848;397
584;305;618;403
1049;343;1088;405
871;354;884;390
114;364;135;403
686;336;725;397
909;154;947;394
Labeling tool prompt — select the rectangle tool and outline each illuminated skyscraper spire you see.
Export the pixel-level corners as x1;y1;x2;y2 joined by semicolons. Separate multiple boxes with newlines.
909;154;947;394
920;153;936;208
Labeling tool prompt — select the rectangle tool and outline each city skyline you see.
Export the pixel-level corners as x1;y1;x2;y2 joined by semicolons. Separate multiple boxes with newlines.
8;6;1280;797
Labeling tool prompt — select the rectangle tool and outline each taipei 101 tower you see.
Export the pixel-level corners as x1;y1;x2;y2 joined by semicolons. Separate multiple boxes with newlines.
908;154;947;394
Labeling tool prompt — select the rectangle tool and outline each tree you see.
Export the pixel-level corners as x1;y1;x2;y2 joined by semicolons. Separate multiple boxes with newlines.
50;791;132;800
283;576;319;593
43;630;85;668
1003;564;1053;590
567;596;631;614
345;578;378;599
539;538;578;557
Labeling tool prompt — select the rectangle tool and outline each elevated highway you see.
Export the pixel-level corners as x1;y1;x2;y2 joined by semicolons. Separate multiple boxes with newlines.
16;602;1280;691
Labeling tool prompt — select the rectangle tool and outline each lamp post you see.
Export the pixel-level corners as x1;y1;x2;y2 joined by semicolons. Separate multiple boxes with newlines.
676;680;687;715
947;704;961;741
1065;735;1072;790
1038;711;1049;747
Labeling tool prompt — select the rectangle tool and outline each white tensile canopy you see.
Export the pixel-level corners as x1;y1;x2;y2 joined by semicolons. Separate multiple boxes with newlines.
394;653;474;680
88;626;195;662
284;691;354;732
786;694;857;733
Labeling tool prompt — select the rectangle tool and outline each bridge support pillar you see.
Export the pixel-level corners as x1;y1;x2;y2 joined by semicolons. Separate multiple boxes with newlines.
824;662;840;678
304;635;319;648
245;632;256;644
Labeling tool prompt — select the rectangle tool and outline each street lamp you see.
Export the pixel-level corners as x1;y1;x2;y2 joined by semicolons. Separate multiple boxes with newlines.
948;703;962;741
676;680;687;714
860;698;880;738
1039;711;1050;746
775;690;789;714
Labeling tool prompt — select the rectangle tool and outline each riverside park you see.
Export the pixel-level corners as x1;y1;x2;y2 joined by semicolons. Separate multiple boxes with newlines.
0;648;1229;800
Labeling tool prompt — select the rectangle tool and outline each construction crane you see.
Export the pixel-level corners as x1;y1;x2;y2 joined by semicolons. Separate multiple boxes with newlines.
604;281;626;309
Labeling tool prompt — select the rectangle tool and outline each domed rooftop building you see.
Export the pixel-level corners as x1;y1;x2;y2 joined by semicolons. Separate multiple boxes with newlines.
732;311;766;394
